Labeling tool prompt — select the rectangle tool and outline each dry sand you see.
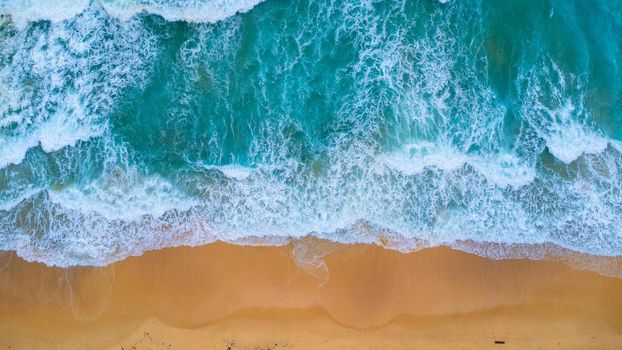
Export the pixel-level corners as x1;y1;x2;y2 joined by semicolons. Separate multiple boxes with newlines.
0;238;621;349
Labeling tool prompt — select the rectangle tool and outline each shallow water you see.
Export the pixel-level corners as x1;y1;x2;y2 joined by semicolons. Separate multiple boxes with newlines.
0;0;621;266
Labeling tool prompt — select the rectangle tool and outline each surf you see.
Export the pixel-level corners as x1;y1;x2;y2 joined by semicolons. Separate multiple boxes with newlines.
1;0;621;272
0;0;266;28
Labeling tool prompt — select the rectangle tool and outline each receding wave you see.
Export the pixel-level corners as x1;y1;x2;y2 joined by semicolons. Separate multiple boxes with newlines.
1;0;621;274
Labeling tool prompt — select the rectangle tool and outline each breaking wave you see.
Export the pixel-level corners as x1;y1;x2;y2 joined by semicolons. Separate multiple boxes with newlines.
0;0;266;28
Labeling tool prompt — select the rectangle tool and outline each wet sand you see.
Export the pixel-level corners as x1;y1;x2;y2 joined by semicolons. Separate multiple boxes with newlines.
0;239;621;349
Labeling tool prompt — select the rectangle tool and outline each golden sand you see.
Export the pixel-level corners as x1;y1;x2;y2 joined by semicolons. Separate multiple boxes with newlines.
0;239;621;349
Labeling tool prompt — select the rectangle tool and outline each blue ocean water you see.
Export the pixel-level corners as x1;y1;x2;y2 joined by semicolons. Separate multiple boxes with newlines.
0;0;621;267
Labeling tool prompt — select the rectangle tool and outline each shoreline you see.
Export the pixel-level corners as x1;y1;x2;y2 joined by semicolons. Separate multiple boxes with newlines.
1;239;622;349
8;235;622;278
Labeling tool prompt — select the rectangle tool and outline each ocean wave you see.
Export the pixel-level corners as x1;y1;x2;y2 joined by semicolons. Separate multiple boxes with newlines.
47;174;198;220
0;0;90;28
519;60;613;164
1;0;621;273
2;139;621;268
0;3;157;169
201;164;255;181
0;0;266;28
3;198;622;280
0;101;105;168
544;103;610;164
379;142;536;188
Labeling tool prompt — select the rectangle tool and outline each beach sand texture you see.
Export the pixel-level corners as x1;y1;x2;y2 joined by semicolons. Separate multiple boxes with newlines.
1;239;621;349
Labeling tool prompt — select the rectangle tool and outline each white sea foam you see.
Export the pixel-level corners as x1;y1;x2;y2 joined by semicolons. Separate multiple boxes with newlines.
0;0;266;28
205;164;255;180
542;101;609;164
611;140;622;154
0;4;157;169
2;134;621;269
48;174;197;220
519;60;612;165
101;0;266;23
0;188;41;211
0;0;91;28
0;100;104;169
546;126;609;164
470;153;536;188
379;141;468;175
380;142;535;188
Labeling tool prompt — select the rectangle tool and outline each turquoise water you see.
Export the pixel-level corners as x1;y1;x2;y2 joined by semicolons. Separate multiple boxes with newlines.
0;0;621;266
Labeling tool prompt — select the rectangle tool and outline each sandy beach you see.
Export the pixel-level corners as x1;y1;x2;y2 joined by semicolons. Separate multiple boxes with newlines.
3;0;622;349
0;239;621;349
